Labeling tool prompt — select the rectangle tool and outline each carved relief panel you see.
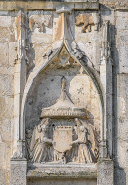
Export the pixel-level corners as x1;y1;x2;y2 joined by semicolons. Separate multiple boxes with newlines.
75;13;100;33
25;6;101;166
26;69;100;165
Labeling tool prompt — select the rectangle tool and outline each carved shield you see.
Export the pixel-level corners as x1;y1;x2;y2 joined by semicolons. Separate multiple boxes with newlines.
53;126;72;153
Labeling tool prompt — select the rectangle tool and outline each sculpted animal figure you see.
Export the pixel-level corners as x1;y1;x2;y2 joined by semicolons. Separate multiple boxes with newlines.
76;13;100;33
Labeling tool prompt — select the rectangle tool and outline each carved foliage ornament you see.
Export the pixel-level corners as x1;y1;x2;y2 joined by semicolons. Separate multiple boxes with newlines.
26;77;100;164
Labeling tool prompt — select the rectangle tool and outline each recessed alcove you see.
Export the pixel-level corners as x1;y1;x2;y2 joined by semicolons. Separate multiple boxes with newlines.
25;56;101;175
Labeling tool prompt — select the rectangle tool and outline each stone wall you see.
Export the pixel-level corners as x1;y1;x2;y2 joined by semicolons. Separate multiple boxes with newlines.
0;12;16;185
0;1;128;185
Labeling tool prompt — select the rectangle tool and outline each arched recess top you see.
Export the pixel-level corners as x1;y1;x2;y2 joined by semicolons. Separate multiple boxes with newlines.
20;38;104;141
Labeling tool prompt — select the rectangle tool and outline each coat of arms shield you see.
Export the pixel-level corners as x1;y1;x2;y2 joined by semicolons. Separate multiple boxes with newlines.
53;126;73;153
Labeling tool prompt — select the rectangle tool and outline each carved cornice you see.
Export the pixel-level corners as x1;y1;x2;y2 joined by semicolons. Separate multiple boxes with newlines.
0;1;99;11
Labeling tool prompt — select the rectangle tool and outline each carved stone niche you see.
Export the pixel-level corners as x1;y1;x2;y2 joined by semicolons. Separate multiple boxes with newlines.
26;76;100;166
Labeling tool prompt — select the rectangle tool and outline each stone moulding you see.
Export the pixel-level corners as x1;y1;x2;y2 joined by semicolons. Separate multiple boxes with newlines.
0;1;99;11
115;2;128;10
40;108;87;119
27;164;97;179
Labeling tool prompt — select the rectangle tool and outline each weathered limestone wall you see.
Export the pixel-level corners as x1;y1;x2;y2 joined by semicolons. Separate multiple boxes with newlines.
0;12;16;185
0;1;128;185
113;9;128;185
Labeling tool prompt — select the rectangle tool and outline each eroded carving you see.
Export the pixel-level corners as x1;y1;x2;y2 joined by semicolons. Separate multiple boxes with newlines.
29;15;52;32
71;118;92;163
71;42;86;61
75;13;100;33
26;77;100;164
29;118;53;163
58;46;70;67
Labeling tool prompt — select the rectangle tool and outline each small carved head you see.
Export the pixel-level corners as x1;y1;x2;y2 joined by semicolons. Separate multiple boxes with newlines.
43;15;52;27
41;124;47;132
75;14;84;26
80;125;87;133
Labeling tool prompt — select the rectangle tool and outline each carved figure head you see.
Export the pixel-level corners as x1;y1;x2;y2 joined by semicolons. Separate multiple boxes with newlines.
41;124;47;132
75;14;84;26
43;15;51;27
80;125;87;133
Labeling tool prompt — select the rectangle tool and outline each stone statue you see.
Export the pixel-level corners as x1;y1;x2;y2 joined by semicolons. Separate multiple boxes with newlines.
71;118;92;163
30;118;53;163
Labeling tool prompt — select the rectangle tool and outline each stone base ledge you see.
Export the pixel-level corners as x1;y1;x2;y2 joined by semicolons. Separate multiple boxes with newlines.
27;163;97;179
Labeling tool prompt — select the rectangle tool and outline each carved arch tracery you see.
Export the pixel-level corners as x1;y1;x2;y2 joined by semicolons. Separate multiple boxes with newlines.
20;39;104;164
18;6;106;164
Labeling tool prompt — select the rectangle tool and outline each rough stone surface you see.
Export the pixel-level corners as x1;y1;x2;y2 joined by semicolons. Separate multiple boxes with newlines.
0;1;127;185
97;159;114;185
10;160;27;185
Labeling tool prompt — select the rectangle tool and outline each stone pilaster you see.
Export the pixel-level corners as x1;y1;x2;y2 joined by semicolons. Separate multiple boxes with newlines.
100;20;113;158
98;20;114;185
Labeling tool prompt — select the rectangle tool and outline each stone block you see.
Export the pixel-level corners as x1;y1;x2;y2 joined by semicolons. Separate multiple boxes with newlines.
119;45;128;73
117;30;128;45
10;159;27;185
116;11;128;17
9;42;17;66
0;168;9;185
0;142;5;168
31;32;52;44
0;16;11;27
116;17;128;30
0;96;14;119
0;42;9;67
14;73;21;95
97;159;114;185
27;164;97;185
27;178;97;185
0;27;11;42
1;119;14;143
0;74;14;96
